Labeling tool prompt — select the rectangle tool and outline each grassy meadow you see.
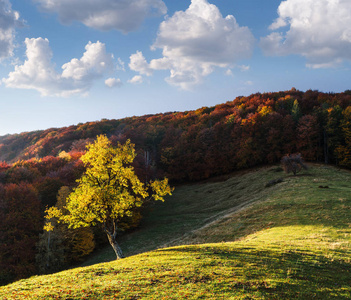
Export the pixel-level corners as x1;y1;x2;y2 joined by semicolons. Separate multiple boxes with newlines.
1;164;351;299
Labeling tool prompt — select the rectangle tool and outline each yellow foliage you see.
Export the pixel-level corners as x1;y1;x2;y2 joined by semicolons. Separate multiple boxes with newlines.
44;134;173;235
58;151;71;161
258;105;273;116
44;206;63;232
150;178;174;202
44;186;95;263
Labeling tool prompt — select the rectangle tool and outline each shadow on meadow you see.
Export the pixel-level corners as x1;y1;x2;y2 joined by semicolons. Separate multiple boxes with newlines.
157;244;351;299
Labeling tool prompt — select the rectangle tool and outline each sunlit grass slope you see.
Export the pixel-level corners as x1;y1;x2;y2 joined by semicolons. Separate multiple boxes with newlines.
82;166;277;265
1;165;351;299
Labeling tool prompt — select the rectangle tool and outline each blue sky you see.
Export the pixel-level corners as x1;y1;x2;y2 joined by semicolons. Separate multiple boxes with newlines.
0;0;350;135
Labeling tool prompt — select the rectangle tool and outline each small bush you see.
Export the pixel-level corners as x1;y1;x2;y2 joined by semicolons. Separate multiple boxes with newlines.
281;153;308;176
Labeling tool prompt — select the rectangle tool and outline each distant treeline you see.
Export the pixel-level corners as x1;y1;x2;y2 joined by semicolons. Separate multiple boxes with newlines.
1;88;351;284
2;88;351;180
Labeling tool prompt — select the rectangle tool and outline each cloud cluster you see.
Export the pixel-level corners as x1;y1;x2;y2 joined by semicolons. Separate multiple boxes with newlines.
3;38;115;97
0;0;24;60
129;0;254;89
261;0;351;68
5;0;351;97
34;0;167;33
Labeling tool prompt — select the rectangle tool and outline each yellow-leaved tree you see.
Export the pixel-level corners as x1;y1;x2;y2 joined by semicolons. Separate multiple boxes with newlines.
45;135;173;259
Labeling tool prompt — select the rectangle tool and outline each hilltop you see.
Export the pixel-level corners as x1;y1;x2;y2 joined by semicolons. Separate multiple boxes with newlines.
1;164;351;299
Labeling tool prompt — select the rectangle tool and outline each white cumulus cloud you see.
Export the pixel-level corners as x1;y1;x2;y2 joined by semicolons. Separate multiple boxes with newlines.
260;0;351;68
130;0;254;90
105;77;123;88
129;51;153;76
128;75;143;84
62;41;114;81
34;0;167;33
3;38;115;97
0;0;24;60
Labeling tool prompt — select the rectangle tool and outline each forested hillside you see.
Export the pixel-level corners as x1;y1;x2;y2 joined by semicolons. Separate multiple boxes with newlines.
1;88;351;285
1;89;351;182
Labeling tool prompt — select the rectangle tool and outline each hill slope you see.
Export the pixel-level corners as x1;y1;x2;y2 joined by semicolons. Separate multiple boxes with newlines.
1;165;351;299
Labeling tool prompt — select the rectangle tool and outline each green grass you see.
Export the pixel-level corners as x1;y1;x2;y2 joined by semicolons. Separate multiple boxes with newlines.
1;164;351;299
83;166;281;265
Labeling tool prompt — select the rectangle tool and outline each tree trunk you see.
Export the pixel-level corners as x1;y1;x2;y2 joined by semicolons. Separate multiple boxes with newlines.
106;233;124;259
47;231;51;268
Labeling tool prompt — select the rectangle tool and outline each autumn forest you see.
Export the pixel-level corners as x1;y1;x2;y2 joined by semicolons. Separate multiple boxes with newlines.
1;88;351;285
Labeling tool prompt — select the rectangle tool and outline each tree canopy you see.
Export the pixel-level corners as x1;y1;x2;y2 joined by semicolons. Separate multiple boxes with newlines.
45;135;173;259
